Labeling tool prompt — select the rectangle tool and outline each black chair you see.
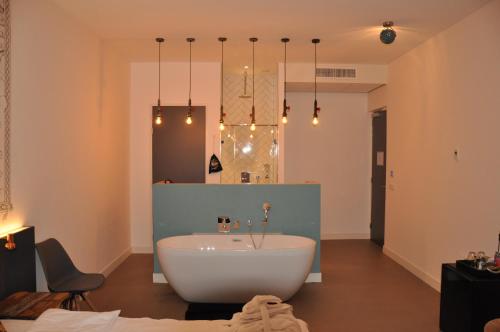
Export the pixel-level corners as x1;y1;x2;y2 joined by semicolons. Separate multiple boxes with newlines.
36;238;104;311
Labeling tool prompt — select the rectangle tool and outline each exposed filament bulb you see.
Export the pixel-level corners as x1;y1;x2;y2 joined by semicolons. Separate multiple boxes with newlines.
312;116;319;126
154;113;162;125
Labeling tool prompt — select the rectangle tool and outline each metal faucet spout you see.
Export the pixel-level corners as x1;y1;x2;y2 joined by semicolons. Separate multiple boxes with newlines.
262;201;271;223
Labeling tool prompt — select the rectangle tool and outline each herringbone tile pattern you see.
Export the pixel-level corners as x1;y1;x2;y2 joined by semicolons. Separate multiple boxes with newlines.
220;73;278;184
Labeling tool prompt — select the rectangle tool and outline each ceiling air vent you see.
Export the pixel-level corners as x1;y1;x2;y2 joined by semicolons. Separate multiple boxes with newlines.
316;68;356;78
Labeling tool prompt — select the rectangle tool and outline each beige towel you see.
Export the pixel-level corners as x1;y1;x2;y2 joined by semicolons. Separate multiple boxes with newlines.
229;296;302;332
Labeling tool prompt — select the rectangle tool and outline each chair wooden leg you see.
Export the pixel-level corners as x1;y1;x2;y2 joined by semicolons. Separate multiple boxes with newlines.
81;292;97;311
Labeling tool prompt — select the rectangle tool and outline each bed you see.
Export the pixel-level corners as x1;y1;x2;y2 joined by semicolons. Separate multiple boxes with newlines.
2;317;309;332
1;317;231;332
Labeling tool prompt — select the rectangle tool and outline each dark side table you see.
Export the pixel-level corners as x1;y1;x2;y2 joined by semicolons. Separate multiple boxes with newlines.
0;291;70;320
440;264;500;332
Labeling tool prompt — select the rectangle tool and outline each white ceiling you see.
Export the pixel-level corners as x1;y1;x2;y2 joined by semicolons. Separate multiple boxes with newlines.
51;0;490;71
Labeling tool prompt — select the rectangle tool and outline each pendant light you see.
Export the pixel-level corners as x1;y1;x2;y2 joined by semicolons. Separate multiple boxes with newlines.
312;38;320;126
380;21;397;44
186;37;195;125
154;37;165;126
218;37;227;131
249;37;258;132
281;37;290;124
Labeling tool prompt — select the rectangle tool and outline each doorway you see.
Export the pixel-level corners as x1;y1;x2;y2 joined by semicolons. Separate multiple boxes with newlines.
370;110;387;247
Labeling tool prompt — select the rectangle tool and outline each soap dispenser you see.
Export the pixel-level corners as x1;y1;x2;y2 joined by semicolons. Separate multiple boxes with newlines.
217;216;231;233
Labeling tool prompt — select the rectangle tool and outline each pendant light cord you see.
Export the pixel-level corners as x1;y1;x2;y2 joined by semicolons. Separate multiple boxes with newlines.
155;37;165;106
189;40;192;103
252;40;255;109
220;40;224;106
284;42;287;99
219;37;226;124
312;38;320;121
314;42;317;101
249;37;257;124
158;41;161;104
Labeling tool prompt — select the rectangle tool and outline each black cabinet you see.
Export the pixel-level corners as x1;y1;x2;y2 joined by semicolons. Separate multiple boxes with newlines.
0;226;36;300
440;264;500;332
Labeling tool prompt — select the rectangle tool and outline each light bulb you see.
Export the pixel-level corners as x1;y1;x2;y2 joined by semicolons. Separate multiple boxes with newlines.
155;115;162;125
250;123;256;131
219;122;225;131
282;116;288;124
312;116;319;126
186;115;193;125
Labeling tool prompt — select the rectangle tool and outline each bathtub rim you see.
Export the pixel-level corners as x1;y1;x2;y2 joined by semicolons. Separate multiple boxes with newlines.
152;272;322;284
156;233;316;252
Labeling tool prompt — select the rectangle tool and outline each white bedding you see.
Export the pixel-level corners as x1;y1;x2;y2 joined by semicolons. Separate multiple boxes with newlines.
1;317;309;332
1;319;32;332
1;317;231;332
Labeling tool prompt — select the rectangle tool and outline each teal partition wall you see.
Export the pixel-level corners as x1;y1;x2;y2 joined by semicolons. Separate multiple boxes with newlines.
153;184;321;274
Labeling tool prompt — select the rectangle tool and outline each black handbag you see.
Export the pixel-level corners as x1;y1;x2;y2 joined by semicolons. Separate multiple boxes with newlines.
209;154;223;173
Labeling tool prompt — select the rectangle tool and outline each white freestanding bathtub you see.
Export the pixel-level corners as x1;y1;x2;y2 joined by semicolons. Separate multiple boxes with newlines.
157;234;316;303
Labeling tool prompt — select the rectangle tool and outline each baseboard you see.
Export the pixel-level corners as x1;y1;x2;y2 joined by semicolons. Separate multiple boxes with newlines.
153;273;167;283
383;246;441;292
100;247;131;277
321;233;370;240
305;273;322;283
152;272;322;284
131;245;153;254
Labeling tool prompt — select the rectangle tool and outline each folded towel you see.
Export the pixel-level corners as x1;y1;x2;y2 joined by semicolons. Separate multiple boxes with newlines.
234;296;293;323
228;296;302;332
232;314;301;332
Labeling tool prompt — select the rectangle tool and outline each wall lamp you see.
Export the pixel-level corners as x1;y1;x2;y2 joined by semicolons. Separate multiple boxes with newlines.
4;233;15;250
1;226;28;250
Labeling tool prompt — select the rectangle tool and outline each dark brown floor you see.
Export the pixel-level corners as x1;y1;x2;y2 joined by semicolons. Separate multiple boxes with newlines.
90;240;440;331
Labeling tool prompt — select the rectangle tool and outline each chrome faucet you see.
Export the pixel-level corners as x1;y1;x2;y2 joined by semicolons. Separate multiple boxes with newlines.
262;201;271;223
247;202;272;250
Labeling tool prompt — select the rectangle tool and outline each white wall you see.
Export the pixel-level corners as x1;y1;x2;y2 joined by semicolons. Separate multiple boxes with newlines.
370;0;500;290
6;0;130;287
367;85;387;111
129;62;220;252
285;92;371;239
